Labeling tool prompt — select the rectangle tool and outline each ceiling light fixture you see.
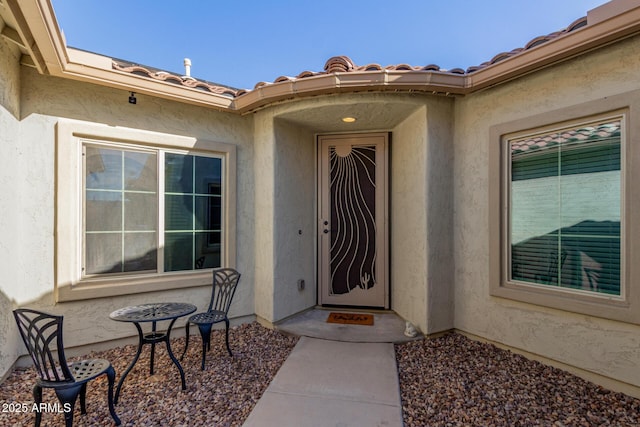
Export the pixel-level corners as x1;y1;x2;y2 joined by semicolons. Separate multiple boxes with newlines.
342;117;356;123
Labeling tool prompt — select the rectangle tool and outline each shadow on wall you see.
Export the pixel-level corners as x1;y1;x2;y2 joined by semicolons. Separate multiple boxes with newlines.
511;220;620;295
0;289;60;382
0;290;18;381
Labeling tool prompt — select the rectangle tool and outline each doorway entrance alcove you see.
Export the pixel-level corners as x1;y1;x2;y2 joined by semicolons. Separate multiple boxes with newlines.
252;92;455;336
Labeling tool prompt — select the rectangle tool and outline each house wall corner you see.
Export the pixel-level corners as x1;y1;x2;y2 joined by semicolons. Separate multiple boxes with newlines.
391;97;455;335
0;36;25;380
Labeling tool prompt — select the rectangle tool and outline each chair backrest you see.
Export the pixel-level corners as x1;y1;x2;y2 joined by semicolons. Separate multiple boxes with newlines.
207;268;241;314
13;308;74;383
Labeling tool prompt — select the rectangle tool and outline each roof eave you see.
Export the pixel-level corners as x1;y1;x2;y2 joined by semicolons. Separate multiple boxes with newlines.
467;1;640;92
3;0;54;74
63;48;234;110
7;0;640;114
7;0;235;110
231;70;468;114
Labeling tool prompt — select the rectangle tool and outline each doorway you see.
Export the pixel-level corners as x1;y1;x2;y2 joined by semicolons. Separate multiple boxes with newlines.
318;133;389;308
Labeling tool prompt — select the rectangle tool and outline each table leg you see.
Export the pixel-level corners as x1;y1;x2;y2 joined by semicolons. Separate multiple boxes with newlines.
114;322;144;404
164;318;187;390
150;321;156;375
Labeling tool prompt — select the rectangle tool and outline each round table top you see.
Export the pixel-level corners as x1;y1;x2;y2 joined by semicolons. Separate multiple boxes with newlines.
109;302;196;322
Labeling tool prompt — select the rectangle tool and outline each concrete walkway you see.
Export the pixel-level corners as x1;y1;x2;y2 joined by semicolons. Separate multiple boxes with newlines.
242;336;404;427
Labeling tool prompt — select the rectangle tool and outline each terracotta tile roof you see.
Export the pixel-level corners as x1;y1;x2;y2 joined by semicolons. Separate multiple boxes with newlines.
251;55;468;91
111;16;588;97
466;17;588;73
510;121;621;157
112;59;240;98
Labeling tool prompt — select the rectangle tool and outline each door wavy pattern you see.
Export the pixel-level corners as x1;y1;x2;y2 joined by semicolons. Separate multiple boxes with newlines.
329;145;377;295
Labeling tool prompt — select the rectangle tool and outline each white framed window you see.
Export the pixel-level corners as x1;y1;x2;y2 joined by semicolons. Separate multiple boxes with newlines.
489;91;640;325
56;120;236;301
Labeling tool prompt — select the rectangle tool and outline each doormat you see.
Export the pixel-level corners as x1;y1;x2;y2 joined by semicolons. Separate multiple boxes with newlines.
326;312;374;326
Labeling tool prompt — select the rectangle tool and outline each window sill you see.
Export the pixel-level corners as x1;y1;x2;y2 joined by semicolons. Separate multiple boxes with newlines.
490;280;632;319
56;270;213;302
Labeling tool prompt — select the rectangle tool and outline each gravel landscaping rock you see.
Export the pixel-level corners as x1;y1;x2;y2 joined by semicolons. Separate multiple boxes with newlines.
3;323;640;426
0;322;297;427
396;332;640;426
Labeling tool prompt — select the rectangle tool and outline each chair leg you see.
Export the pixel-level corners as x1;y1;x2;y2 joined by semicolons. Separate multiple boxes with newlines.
181;322;191;360
201;338;207;370
54;385;82;427
79;383;87;414
106;366;121;426
33;384;42;427
224;318;233;357
197;324;212;370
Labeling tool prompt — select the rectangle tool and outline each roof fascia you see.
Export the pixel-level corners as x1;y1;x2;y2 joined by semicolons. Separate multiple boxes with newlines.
467;2;640;92
63;48;234;110
234;2;640;112
8;0;640;114
4;0;53;73
232;70;467;114
10;0;234;110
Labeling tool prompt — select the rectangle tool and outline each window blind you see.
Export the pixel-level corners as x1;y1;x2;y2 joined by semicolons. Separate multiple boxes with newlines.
509;121;621;295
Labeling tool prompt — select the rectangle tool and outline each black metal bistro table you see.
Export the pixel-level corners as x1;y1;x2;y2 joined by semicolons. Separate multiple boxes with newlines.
109;302;196;403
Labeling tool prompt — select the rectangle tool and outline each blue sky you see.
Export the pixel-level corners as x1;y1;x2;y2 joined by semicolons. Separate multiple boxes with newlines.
51;0;606;90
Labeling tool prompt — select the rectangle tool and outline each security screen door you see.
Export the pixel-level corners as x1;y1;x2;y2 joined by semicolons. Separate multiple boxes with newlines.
318;133;388;308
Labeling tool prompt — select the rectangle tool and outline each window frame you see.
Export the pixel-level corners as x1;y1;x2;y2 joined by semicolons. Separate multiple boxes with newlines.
506;116;624;298
56;119;236;302
489;91;640;325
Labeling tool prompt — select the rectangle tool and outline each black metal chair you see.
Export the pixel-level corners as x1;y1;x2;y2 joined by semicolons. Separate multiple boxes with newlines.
181;268;241;370
13;308;121;427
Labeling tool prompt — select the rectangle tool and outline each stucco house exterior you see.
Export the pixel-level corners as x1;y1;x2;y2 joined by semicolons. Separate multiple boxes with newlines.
2;0;640;399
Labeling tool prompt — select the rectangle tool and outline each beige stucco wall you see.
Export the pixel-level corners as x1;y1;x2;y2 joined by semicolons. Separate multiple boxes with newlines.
391;107;429;331
391;98;455;335
424;99;455;333
453;34;640;391
0;36;23;380
252;111;277;322
272;119;316;320
0;64;256;379
251;113;317;323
